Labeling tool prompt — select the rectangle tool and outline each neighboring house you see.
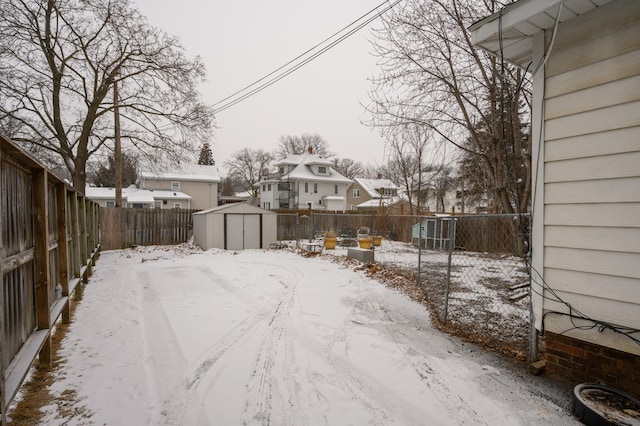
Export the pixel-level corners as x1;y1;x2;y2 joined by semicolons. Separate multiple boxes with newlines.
86;186;192;209
138;164;221;210
258;150;352;211
218;191;257;206
420;188;458;214
471;0;639;396
347;177;397;211
347;177;416;215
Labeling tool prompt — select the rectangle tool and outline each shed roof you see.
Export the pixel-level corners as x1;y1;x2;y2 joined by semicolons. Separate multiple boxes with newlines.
194;202;275;216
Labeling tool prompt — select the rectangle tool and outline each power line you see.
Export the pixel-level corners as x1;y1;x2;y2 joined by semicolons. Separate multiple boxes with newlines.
212;0;402;115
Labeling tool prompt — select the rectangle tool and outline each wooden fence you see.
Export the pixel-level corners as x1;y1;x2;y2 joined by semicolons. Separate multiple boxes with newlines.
277;212;529;255
0;135;100;423
99;207;195;250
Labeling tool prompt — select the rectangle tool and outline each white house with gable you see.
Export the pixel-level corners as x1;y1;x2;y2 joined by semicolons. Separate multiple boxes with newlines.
258;150;352;211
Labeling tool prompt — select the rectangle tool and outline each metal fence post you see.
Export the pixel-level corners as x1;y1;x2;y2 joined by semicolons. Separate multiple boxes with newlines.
417;218;424;284
296;213;300;248
443;218;456;324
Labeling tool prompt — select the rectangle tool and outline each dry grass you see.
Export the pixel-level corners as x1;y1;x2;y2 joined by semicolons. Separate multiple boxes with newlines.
7;295;92;425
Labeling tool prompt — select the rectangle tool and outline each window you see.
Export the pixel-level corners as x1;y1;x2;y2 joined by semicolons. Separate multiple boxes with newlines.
334;184;338;194
154;200;162;209
171;181;180;190
262;184;266;192
278;166;284;174
173;203;182;209
348;204;354;211
268;184;271;191
263;202;271;209
313;183;318;193
353;189;360;198
305;182;308;193
318;166;327;174
106;201;115;207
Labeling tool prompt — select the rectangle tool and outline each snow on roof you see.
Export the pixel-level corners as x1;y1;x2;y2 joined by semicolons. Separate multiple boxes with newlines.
354;178;399;198
85;186;191;202
286;167;352;183
85;186;119;200
321;195;345;201
357;196;403;209
233;191;253;198
139;164;221;182
194;202;274;215
272;153;351;184
274;152;333;167
126;189;155;204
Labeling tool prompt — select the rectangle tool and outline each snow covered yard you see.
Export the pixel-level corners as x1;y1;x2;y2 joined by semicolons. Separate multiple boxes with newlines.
14;244;578;425
323;240;532;358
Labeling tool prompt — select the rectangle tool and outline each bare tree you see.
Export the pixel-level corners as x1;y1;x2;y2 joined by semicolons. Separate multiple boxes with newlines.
0;0;213;192
331;158;364;179
224;148;273;198
219;176;239;197
380;124;433;215
276;133;334;159
367;0;531;214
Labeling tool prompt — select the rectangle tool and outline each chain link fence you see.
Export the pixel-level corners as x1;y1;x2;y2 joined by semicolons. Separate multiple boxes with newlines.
277;212;532;360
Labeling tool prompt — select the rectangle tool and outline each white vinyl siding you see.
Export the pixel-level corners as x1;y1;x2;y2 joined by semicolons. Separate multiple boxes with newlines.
537;0;640;354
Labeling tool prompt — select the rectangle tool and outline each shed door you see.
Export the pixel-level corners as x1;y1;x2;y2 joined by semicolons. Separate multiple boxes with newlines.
225;214;261;250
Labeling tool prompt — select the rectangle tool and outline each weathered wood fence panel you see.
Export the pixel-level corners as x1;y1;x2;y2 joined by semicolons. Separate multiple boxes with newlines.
99;207;195;250
276;212;529;254
277;212;428;243
0;135;100;423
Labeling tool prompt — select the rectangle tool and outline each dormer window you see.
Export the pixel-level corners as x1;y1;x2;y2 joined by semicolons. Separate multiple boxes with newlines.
318;166;327;174
278;166;284;174
171;181;180;191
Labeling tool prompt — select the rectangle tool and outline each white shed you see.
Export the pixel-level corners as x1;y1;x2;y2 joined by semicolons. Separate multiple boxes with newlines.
192;203;277;250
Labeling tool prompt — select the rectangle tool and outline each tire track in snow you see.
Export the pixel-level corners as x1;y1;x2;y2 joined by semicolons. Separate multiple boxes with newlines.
137;271;208;425
240;273;303;425
156;255;304;425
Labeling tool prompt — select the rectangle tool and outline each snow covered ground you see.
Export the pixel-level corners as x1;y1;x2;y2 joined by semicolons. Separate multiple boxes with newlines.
21;244;577;425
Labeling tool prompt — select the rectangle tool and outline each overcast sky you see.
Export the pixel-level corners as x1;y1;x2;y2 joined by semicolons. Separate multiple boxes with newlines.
132;0;391;175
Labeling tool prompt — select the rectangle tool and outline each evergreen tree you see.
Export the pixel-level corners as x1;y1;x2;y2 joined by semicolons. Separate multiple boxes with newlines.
93;152;138;188
198;142;215;165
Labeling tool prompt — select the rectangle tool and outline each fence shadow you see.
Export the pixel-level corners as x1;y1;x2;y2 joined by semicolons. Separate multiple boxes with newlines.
1;135;100;421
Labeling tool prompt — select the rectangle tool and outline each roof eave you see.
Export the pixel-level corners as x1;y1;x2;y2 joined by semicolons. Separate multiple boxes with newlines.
468;0;611;70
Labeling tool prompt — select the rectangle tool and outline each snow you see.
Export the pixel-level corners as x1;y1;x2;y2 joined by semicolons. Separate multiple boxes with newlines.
22;244;578;425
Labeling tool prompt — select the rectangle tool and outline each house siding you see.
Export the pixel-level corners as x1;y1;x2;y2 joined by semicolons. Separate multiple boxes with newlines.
539;0;640;356
142;178;218;210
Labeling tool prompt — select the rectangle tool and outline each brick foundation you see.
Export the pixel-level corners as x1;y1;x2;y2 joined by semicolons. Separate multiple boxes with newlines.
545;332;640;399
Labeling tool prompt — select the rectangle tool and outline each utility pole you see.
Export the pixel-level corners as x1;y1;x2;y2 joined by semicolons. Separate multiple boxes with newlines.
114;79;122;207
